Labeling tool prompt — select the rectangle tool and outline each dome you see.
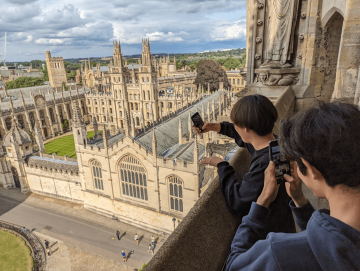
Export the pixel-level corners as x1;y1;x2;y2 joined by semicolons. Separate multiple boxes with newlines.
3;116;32;147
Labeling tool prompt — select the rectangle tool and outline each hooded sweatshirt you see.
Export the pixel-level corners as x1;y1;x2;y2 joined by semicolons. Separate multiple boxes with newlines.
226;201;360;271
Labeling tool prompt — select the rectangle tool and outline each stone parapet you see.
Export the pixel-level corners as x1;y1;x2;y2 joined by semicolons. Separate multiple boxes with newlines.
144;147;251;271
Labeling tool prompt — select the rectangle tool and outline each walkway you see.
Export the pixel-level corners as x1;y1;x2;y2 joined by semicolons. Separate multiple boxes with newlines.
0;188;166;270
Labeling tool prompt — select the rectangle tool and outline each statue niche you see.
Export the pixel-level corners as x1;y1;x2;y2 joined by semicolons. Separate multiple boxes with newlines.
261;0;299;69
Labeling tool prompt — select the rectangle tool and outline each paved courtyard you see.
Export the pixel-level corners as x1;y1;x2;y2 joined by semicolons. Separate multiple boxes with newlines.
0;189;167;270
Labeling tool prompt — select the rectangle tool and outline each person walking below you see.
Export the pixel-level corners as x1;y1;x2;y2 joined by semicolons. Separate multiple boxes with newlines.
151;235;155;247
148;244;153;254
121;250;127;262
44;240;50;249
46;247;51;256
116;230;120;240
134;233;139;245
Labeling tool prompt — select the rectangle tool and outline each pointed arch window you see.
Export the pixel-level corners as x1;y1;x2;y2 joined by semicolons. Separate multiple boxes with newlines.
119;155;148;201
91;160;104;190
168;176;183;212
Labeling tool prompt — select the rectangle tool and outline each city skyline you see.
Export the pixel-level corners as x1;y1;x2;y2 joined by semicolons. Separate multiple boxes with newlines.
0;0;247;62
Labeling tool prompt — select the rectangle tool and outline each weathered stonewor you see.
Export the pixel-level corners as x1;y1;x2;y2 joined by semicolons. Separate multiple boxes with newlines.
144;147;252;271
0;220;47;271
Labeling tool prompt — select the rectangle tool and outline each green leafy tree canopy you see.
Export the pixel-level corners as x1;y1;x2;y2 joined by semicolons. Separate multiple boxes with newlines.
194;60;231;92
5;77;44;90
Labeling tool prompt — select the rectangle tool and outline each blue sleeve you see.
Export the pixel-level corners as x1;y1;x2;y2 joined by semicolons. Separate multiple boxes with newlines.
217;161;265;217
289;200;315;231
226;202;280;271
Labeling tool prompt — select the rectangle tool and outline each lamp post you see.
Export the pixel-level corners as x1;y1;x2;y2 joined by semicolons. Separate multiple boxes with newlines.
172;217;176;231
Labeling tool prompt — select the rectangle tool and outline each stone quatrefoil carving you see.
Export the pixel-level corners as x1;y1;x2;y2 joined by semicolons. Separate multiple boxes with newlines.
299;34;305;41
297;53;303;59
255;54;261;60
257;19;263;26
301;13;306;19
258;2;264;9
256;37;262;43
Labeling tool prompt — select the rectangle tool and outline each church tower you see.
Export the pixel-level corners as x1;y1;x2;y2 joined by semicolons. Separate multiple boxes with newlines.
72;102;87;146
140;38;159;123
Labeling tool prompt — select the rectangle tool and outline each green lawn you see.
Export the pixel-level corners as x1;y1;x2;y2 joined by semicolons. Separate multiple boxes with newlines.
0;229;33;271
44;131;102;158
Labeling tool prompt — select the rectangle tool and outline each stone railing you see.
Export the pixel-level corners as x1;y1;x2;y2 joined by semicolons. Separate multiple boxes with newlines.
144;86;298;270
144;147;251;270
0;220;46;271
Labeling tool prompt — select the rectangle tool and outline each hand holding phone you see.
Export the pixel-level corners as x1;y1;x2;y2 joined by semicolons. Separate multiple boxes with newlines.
269;140;291;184
191;112;205;132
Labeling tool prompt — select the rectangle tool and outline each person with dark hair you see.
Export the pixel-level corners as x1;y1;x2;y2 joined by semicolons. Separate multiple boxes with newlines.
225;102;360;270
195;94;295;234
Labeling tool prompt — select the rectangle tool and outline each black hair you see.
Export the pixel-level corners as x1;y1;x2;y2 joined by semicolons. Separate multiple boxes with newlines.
230;94;278;136
279;102;360;188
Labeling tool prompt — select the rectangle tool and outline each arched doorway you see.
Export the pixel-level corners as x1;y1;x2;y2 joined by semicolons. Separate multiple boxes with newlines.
43;128;48;138
11;167;20;188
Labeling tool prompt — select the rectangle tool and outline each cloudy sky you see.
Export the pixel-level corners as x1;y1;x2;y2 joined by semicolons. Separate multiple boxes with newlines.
0;0;247;62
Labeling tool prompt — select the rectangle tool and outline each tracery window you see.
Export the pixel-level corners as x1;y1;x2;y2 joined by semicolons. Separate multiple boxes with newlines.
119;111;122;117
91;160;104;190
58;106;64;122
119;155;148;201
168;176;183;212
233;79;235;84
5;117;11;130
66;104;72;119
135;103;138;110
39;110;46;126
237;79;240;85
146;103;149;109
136;117;140;126
49;108;55;123
17;115;25;128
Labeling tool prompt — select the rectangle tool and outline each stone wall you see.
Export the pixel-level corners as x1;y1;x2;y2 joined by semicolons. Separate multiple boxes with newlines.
25;165;83;203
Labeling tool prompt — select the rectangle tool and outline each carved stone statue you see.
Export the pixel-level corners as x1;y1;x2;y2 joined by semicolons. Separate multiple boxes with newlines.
261;0;299;69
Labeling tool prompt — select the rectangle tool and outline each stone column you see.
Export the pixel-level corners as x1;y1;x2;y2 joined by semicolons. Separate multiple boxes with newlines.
332;0;360;104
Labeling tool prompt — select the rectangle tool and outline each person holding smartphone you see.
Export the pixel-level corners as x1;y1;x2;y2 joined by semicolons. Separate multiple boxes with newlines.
194;94;295;234
225;102;360;270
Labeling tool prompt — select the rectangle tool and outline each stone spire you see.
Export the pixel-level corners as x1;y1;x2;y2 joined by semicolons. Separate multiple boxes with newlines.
193;134;199;164
208;82;210;94
152;128;157;158
9;97;14;114
130;113;135;137
207;102;210;122
131;63;136;82
124;111;130;136
212;99;216;121
178;116;182;144
201;103;205;120
102;124;108;149
188;111;193;139
93;115;99;139
34;122;45;152
71;102;83;127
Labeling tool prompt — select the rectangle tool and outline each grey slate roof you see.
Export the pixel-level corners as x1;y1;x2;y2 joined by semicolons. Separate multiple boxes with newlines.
163;141;205;162
89;133;126;148
135;91;222;161
27;156;79;172
0;88;86;111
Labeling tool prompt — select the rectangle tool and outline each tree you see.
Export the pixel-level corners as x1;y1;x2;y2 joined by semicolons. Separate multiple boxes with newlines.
5;77;44;90
62;119;69;131
194;60;231;92
181;60;187;68
41;64;49;81
67;71;77;80
62;82;69;91
30;60;44;69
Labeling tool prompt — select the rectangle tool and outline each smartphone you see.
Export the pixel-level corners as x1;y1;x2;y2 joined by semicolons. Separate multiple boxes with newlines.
191;112;205;132
269;140;291;184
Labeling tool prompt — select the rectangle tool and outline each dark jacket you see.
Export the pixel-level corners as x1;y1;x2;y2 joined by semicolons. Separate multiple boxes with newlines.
226;201;360;270
217;122;295;233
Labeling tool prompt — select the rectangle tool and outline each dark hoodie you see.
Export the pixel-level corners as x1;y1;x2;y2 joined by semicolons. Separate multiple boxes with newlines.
226;200;360;271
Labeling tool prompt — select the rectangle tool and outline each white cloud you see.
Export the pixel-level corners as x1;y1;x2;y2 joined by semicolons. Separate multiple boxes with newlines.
25;35;33;42
210;20;246;41
1;0;247;61
35;38;65;45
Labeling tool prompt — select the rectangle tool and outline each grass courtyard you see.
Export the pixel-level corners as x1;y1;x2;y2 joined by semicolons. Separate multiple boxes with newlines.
44;131;102;159
0;229;33;271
